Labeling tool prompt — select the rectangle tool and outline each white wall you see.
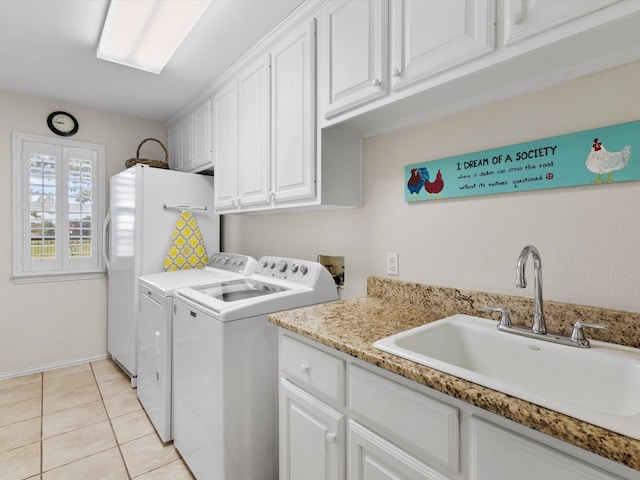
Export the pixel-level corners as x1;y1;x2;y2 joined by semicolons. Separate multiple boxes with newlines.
0;90;167;376
224;61;640;314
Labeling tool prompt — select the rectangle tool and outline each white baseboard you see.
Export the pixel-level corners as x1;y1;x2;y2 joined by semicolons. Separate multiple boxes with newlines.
0;352;111;381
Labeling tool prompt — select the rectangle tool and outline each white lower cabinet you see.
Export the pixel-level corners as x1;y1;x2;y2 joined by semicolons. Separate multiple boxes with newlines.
470;416;622;480
349;365;459;476
349;420;450;480
278;330;637;480
280;379;346;480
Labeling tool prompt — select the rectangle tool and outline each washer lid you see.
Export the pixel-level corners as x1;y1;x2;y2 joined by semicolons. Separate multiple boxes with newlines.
191;279;289;303
138;268;239;295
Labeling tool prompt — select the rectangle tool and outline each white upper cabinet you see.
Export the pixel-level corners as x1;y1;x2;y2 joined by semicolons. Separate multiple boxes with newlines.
503;0;621;45
237;54;272;208
320;0;388;119
192;99;212;172
213;57;271;212
390;0;496;91
212;19;322;214
167;124;180;171
179;116;193;171
167;98;214;173
313;0;640;134
318;0;496;119
270;18;317;205
212;83;238;210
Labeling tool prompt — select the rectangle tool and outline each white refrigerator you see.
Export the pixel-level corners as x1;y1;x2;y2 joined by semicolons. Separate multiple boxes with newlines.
104;165;220;385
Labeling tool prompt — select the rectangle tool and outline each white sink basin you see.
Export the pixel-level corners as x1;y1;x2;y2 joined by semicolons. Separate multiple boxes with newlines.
373;314;640;439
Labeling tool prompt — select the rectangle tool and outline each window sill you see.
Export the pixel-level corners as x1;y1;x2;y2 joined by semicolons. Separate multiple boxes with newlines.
12;270;107;285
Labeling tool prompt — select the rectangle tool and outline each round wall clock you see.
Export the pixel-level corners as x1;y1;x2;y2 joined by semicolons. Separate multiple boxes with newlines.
47;111;79;136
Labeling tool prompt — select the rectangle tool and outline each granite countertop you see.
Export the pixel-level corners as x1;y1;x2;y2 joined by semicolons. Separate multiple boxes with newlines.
269;277;640;472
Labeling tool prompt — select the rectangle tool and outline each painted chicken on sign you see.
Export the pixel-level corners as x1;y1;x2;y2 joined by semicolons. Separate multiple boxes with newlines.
585;137;631;184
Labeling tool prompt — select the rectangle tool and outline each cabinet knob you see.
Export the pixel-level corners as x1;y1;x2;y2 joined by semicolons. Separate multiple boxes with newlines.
326;432;336;444
392;68;401;78
371;78;381;88
299;363;310;374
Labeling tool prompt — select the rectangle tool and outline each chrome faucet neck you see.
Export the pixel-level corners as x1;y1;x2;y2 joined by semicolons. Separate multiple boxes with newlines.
516;245;546;334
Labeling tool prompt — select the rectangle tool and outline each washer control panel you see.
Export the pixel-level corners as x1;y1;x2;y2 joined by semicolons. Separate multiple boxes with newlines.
255;256;325;285
208;253;257;275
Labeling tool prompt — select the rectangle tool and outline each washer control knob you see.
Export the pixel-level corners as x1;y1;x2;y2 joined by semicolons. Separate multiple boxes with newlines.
278;260;288;272
269;261;276;269
300;264;309;275
261;259;268;268
222;256;230;265
238;260;244;267
291;264;299;273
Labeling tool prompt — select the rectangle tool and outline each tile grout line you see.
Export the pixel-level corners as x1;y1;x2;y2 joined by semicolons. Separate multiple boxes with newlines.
90;361;134;480
39;368;101;476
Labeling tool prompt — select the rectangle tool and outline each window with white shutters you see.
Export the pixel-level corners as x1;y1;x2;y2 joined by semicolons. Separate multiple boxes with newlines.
12;133;105;283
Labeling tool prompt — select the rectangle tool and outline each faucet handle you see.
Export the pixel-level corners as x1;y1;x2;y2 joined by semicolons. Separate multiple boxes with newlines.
570;321;608;346
485;305;512;328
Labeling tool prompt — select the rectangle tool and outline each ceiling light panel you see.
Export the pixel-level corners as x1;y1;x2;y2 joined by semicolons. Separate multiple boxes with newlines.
97;0;212;74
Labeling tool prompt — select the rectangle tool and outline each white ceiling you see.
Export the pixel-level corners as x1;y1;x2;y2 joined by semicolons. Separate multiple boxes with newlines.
0;0;305;122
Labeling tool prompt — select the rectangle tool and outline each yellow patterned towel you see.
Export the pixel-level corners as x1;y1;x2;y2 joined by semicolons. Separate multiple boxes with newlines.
163;211;209;271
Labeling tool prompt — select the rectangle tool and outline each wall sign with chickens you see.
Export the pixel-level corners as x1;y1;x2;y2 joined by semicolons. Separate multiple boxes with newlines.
405;120;639;202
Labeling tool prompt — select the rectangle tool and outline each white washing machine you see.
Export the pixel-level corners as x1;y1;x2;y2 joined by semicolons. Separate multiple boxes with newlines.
137;253;257;442
172;256;339;480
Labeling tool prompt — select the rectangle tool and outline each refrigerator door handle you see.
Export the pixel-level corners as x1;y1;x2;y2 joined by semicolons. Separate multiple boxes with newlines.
103;209;111;270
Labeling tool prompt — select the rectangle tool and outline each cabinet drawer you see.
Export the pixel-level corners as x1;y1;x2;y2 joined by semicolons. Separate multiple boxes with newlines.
348;365;459;474
470;416;621;480
348;420;450;480
280;334;345;406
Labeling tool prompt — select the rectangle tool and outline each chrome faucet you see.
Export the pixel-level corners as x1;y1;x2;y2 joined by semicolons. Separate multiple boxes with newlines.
485;244;609;348
516;245;546;334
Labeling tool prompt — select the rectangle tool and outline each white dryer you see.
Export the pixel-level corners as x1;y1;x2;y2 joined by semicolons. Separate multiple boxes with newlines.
172;256;339;480
137;253;257;442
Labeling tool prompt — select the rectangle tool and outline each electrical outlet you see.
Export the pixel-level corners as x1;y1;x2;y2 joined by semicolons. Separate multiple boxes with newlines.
386;252;399;276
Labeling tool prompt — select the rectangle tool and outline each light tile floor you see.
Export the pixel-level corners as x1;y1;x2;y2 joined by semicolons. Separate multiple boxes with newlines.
0;359;194;480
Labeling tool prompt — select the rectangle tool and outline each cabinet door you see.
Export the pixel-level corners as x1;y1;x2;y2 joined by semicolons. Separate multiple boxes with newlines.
348;420;448;480
237;55;272;208
390;0;495;91
168;124;181;170
470;416;622;480
192;99;212;172
349;365;459;474
270;18;317;205
212;82;239;211
321;0;388;119
504;0;620;45
179;115;194;171
280;379;345;480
